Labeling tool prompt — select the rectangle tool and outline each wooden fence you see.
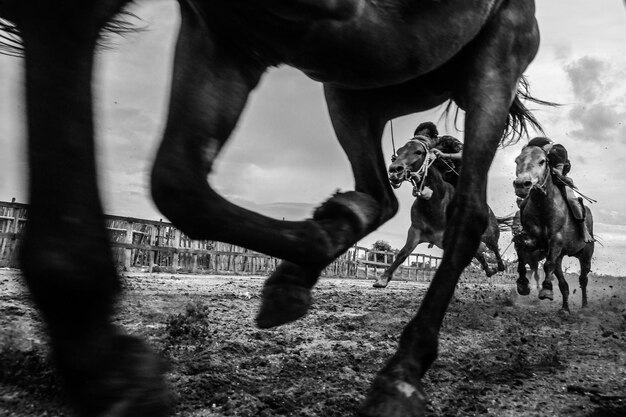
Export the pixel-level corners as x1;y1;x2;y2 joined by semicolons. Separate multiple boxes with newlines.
0;200;516;282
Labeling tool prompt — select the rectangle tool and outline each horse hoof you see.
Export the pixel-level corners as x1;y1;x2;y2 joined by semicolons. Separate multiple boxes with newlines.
558;308;570;316
358;375;427;417
373;276;390;288
314;191;380;238
538;289;554;301
70;334;169;417
517;282;531;296
256;283;312;328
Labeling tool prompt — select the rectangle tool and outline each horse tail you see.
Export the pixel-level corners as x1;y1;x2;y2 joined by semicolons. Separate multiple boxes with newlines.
501;76;559;146
0;18;22;57
0;11;142;58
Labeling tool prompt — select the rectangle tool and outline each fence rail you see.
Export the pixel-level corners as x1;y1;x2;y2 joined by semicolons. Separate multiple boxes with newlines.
0;200;515;282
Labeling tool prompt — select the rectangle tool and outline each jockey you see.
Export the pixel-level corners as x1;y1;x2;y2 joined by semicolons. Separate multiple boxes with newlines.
413;121;463;186
523;136;593;243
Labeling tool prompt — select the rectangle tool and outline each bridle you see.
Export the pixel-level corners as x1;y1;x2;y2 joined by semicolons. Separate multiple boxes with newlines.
392;138;437;198
528;147;551;195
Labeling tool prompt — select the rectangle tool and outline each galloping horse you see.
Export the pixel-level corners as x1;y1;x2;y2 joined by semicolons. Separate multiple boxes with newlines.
373;136;505;288
1;1;543;416
513;144;594;311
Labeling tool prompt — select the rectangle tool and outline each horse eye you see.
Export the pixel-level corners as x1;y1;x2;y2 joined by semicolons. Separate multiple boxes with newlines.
539;159;546;165
415;150;422;155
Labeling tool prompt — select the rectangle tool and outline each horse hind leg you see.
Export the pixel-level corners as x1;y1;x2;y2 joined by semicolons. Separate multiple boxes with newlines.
18;8;168;416
359;2;540;415
474;242;496;277
374;226;422;288
579;243;594;308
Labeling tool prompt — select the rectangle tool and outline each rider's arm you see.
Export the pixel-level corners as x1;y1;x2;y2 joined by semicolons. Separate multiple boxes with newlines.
432;148;462;160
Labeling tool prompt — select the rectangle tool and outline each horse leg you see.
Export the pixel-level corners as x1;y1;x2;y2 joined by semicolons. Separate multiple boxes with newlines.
17;5;167;416
258;85;400;326
151;1;386;327
359;4;540;416
474;242;496;277
552;257;570;312
539;258;557;301
374;226;422;288
493;245;506;273
578;242;594;308
516;247;531;296
531;257;542;290
484;210;506;273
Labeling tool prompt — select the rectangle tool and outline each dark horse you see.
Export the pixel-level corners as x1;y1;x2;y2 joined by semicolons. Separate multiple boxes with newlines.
373;136;505;288
513;144;594;311
0;1;544;416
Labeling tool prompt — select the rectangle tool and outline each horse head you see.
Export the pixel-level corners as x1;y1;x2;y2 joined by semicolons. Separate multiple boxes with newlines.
513;145;549;198
388;135;432;189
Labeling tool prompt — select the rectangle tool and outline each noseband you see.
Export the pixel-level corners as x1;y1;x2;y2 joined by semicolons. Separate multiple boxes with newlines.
392;138;436;197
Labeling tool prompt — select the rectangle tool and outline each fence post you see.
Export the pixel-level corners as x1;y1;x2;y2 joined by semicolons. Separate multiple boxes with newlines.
124;221;133;271
192;240;198;273
172;229;181;272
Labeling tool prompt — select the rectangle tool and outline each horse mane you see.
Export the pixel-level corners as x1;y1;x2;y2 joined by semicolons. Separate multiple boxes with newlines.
0;10;143;58
440;75;558;147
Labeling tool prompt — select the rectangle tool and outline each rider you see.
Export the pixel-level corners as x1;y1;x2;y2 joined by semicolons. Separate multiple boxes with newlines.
413;121;463;186
521;136;593;243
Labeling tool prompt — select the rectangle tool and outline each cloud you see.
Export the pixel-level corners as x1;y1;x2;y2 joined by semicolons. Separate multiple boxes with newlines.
563;56;626;142
564;56;608;102
568;102;625;141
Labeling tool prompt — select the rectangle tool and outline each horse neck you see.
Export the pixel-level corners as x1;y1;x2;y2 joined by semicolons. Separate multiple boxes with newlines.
528;172;566;219
423;166;453;203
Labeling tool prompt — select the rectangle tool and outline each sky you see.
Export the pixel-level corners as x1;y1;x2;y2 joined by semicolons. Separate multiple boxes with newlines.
1;1;625;275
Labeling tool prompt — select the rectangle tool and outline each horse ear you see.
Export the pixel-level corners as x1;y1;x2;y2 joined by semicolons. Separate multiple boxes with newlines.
391;155;397;162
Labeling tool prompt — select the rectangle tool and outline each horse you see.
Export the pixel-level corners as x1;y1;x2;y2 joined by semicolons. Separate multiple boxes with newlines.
513;144;594;311
372;136;505;288
1;1;544;416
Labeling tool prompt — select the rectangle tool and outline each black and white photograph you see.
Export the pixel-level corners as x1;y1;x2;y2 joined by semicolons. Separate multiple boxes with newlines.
1;1;625;416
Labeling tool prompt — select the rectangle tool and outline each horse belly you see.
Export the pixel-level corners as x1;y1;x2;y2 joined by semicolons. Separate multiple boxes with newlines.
228;0;504;88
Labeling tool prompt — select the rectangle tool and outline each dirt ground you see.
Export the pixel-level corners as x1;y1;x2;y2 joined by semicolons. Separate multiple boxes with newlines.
1;268;625;417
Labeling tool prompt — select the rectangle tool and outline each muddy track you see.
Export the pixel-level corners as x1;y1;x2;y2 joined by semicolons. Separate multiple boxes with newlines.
1;270;625;416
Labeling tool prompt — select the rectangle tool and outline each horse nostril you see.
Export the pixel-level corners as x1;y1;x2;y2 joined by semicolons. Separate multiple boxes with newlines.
523;181;532;188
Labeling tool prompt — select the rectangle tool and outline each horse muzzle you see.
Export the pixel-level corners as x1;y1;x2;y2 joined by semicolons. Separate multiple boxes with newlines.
513;178;532;198
389;176;403;189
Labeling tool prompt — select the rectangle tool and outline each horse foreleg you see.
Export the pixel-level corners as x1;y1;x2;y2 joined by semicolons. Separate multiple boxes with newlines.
552;256;570;312
539;256;558;301
374;226;423;288
153;4;384;322
18;9;167;416
515;245;531;295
